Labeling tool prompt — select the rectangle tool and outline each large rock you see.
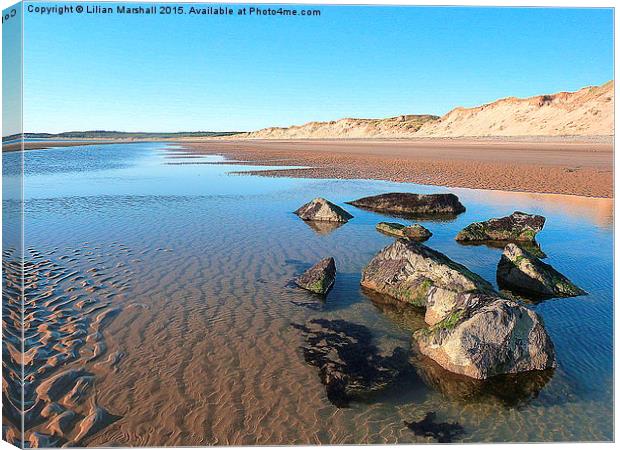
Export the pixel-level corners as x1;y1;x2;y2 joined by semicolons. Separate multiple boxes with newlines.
294;198;353;223
456;211;545;242
376;222;432;241
497;244;586;298
415;295;556;379
295;257;336;295
347;193;465;216
361;240;494;308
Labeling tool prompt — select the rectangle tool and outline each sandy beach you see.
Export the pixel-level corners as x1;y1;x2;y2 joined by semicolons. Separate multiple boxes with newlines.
182;137;613;198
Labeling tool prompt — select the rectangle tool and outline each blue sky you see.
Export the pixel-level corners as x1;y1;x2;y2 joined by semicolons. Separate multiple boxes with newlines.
21;4;613;133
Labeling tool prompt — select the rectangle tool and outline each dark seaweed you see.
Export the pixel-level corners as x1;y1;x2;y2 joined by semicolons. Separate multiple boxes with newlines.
292;319;410;408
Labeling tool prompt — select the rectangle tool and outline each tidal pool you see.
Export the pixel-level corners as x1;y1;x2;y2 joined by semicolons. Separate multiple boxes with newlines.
2;142;613;445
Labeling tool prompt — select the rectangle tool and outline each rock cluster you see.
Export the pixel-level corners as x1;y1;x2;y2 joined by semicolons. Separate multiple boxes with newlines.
292;195;572;384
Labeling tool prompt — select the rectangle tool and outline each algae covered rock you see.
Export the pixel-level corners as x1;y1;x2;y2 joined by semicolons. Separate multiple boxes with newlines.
294;197;353;223
361;240;494;308
497;243;586;298
415;295;556;379
295;257;337;295
456;211;545;242
347;192;465;216
424;288;489;326
376;222;432;241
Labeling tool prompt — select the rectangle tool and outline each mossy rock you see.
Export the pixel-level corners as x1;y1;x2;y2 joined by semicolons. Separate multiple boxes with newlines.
497;244;586;299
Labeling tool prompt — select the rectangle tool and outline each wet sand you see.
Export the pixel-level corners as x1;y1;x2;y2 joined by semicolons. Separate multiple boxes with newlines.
3;142;613;446
183;138;613;198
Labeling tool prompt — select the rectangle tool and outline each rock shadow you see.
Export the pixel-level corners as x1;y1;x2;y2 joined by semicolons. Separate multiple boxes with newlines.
404;412;465;443
292;319;412;408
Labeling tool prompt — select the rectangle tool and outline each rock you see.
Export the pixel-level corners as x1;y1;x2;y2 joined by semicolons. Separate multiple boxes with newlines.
414;296;556;379
347;192;465;216
424;289;489;326
456;211;545;242
295;257;336;295
497;244;586;298
376;222;432;241
294;198;353;222
361;240;494;308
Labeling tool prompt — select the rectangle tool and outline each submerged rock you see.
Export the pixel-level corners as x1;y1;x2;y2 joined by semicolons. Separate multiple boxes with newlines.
404;412;465;443
376;222;432;241
361;240;494;308
414;295;556;379
292;319;410;408
294;198;353;223
456;211;545;242
295;257;336;295
347;192;465;217
412;351;554;407
497;244;586;298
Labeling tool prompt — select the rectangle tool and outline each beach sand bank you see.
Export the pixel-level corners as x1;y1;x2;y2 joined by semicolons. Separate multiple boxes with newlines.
182;137;613;198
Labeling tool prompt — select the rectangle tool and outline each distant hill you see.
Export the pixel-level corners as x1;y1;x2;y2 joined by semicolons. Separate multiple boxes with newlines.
2;130;241;142
241;81;613;139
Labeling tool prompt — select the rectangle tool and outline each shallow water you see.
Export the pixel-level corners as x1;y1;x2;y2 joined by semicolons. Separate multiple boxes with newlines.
2;142;613;445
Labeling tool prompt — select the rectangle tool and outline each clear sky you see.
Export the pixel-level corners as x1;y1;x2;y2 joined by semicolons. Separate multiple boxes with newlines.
20;3;614;133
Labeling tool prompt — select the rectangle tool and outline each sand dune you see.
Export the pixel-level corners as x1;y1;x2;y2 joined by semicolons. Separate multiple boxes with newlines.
243;115;438;139
241;81;613;139
417;81;614;137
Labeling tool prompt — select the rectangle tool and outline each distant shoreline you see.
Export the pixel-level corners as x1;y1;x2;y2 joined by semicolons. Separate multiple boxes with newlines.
181;137;613;198
5;136;613;198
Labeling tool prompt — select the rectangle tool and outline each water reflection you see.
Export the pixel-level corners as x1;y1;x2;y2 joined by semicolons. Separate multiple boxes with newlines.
457;239;547;258
411;352;554;408
301;220;345;235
